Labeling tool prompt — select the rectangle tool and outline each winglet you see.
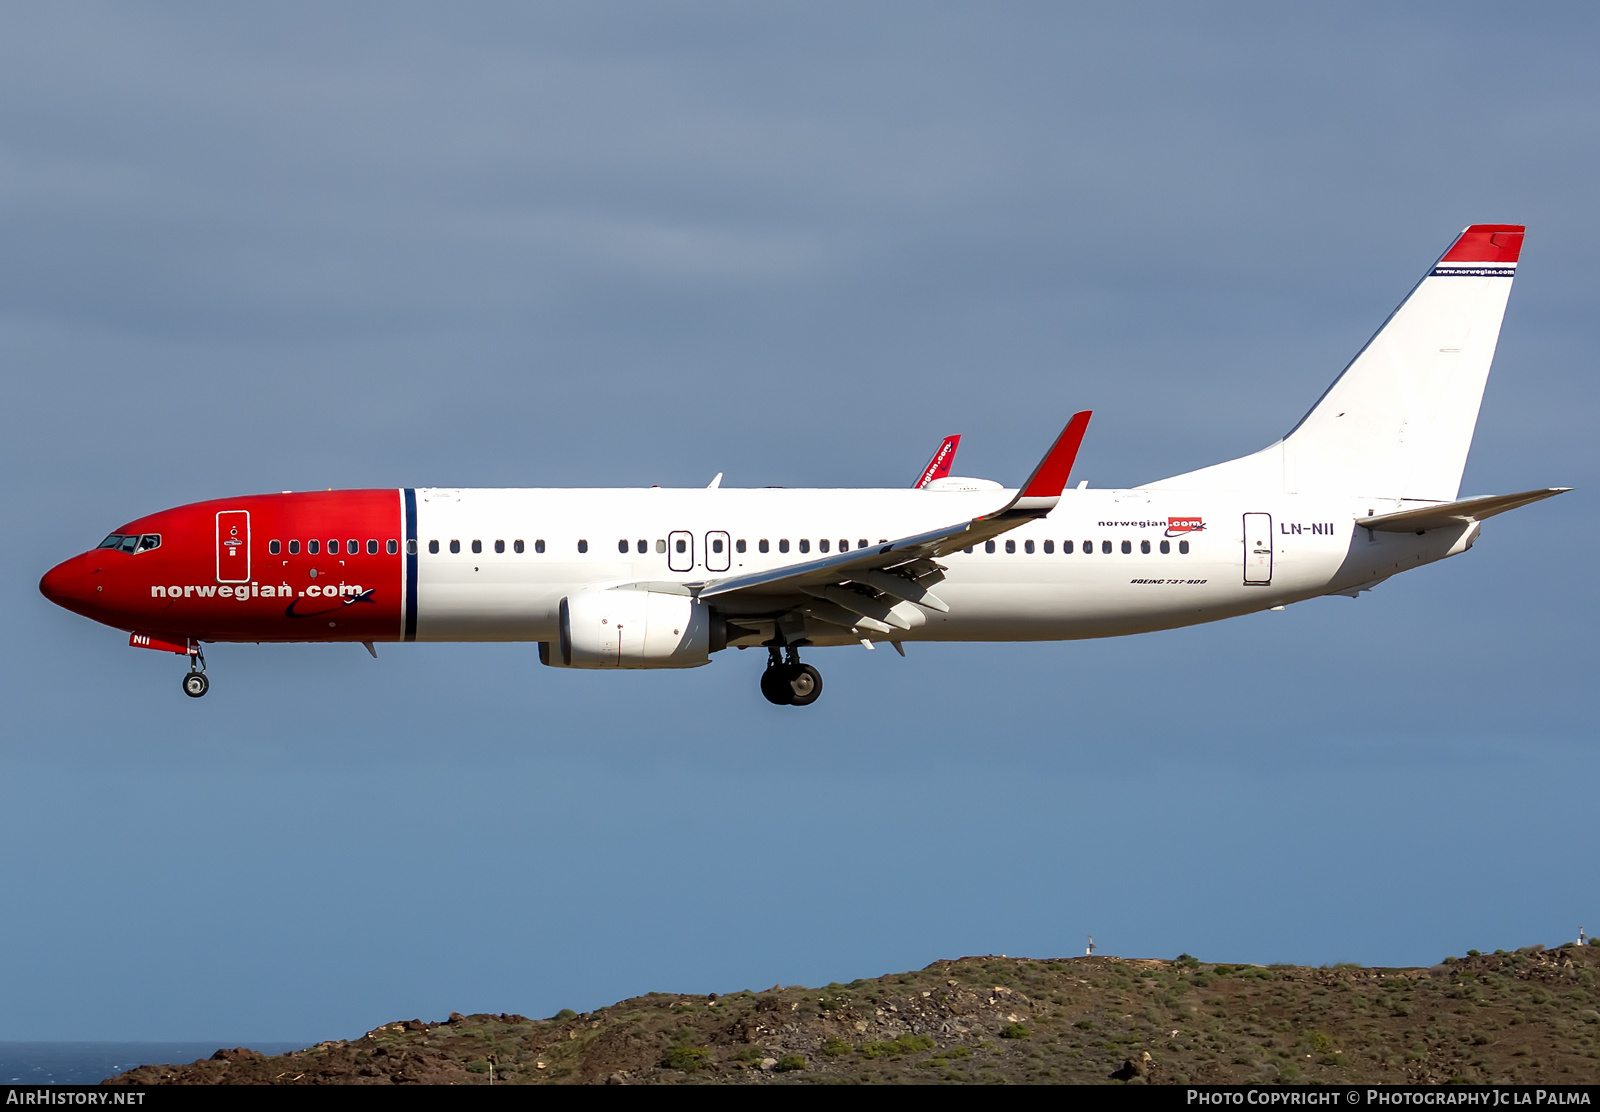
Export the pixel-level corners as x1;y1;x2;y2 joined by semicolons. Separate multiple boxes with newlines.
1010;411;1092;513
913;435;961;488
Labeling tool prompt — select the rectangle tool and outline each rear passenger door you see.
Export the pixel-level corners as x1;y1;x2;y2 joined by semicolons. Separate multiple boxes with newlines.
1243;513;1273;585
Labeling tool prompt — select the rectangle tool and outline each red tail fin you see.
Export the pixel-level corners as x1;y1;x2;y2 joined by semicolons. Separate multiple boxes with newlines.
913;435;961;488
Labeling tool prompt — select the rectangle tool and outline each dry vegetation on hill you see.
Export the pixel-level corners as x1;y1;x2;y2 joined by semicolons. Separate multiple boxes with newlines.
108;943;1600;1085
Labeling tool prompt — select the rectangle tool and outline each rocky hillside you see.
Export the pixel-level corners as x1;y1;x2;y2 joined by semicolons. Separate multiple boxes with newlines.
106;943;1600;1085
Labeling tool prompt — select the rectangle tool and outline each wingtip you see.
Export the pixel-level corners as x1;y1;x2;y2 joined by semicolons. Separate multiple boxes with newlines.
1019;411;1093;500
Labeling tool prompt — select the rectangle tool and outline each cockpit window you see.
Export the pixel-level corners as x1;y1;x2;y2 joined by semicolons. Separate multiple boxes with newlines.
99;533;160;553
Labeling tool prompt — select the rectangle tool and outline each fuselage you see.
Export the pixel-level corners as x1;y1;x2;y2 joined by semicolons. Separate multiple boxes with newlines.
33;223;1543;704
38;485;1473;649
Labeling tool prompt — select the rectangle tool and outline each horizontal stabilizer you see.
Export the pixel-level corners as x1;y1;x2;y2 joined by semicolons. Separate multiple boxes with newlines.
1357;488;1569;532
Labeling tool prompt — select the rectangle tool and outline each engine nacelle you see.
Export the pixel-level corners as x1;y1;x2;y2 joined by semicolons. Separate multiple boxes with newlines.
539;588;714;669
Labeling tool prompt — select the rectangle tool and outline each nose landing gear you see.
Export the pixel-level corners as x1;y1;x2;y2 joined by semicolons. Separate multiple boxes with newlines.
760;644;823;707
182;641;209;698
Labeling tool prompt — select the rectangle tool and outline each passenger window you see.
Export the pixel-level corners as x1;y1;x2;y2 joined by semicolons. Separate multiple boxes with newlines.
779;539;789;553
839;540;848;552
655;539;665;553
388;539;399;554
1063;540;1073;553
348;539;358;554
858;539;868;549
736;539;747;553
472;540;483;554
578;539;589;553
1024;540;1034;554
449;540;460;554
495;540;505;554
368;540;379;554
513;540;524;553
618;539;629;554
1005;540;1016;554
1120;540;1131;554
1083;540;1092;553
985;541;996;553
819;539;829;553
535;539;545;553
1160;540;1170;554
964;547;974;554
1140;540;1151;554
637;540;647;554
1180;540;1190;554
759;539;769;553
309;540;320;554
269;540;281;555
1101;540;1111;554
675;538;687;554
329;540;340;554
799;539;810;553
712;538;724;554
290;540;301;554
404;540;415;555
428;540;439;554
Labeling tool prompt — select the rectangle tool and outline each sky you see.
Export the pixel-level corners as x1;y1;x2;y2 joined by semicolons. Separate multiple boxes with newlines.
2;2;1596;1042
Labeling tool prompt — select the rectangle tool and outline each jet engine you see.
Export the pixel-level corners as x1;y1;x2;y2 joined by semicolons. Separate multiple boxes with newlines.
539;588;716;669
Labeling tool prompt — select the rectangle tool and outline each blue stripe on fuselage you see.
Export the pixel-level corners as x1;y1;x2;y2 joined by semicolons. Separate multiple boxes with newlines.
403;488;418;641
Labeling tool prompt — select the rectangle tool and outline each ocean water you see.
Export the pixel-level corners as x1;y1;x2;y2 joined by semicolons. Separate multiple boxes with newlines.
0;1042;308;1085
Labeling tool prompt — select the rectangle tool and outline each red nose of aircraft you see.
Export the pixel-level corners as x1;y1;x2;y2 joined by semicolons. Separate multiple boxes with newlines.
39;552;103;619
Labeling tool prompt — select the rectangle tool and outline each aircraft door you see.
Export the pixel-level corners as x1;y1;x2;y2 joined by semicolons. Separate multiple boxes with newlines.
705;531;730;573
667;530;694;572
216;510;251;583
1243;513;1273;585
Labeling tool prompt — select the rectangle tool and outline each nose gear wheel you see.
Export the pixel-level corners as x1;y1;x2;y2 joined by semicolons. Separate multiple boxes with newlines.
182;640;209;698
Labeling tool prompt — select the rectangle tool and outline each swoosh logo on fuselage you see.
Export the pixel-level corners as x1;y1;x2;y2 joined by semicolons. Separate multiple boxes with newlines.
285;589;377;619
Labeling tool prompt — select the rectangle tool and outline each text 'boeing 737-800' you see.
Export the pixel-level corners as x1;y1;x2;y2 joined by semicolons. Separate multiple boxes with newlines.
40;224;1566;705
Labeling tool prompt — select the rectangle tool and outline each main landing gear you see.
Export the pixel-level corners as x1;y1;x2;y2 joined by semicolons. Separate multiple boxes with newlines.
760;644;822;707
182;641;209;698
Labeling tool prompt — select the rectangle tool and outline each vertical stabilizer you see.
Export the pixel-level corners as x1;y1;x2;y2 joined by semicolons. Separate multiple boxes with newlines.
1150;225;1523;500
913;435;961;488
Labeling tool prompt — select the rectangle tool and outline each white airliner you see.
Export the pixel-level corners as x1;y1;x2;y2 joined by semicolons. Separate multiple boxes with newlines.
40;224;1565;704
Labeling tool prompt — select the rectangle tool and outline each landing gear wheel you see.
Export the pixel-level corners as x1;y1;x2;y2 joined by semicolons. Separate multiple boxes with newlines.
786;663;823;706
760;665;793;705
182;672;210;698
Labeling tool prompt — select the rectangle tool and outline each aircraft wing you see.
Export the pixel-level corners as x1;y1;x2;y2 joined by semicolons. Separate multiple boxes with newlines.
695;413;1090;634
